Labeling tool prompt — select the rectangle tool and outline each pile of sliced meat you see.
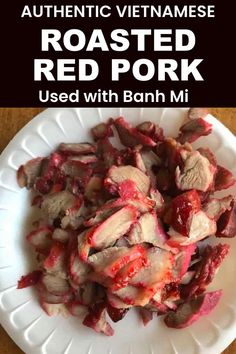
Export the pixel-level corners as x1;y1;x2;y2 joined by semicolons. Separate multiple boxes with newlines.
17;108;236;335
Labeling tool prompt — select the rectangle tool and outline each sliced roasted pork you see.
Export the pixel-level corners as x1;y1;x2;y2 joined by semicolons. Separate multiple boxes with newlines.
176;150;216;192
105;165;151;195
164;290;222;329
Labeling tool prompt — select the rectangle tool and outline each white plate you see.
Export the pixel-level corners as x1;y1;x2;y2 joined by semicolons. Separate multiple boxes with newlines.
0;108;236;354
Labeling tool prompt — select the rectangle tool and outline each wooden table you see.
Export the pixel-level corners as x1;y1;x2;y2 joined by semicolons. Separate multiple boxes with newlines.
0;108;235;354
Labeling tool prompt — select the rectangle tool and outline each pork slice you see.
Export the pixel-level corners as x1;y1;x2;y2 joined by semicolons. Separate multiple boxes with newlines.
114;116;156;147
87;205;139;249
61;201;87;230
41;190;79;221
36;283;73;304
52;228;69;243
188;108;209;120
88;245;145;278
83;302;114;336
176;150;216;192
43;242;67;276
107;303;129;322
97;138;120;168
91;121;114;141
181;244;229;298
105;165;151;195
216;201;236;237
111;256;148;291
58;143;96;155
136;121;164;143
214;165;236;191
69;250;91;285
177;118;212;144
203;195;233;221
168;211;216;246
113;285;156;306
130;247;174;288
172;244;196;280
41;274;70;296
17;157;43;189
139;308;154;326
17;270;42;289
127;212;168;249
142;150;161;168
170;190;201;236
164;290;222;329
84;176;103;203
60;160;92;184
149;188;164;212
26;226;53;253
197;147;217;168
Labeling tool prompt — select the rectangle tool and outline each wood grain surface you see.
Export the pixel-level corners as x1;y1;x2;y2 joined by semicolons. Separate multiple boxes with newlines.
0;107;236;354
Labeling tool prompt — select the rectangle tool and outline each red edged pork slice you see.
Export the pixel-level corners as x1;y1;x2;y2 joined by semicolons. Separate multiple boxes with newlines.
214;165;236;191
188;107;208;120
83;302;114;336
181;244;229;298
91;121;114;141
170;190;201;236
113;285;156;306
17;270;42;289
60;160;92;187
114;117;156;147
69;250;91;285
203;195;233;221
168;211;216;246
88;245;145;278
41;274;70;296
136;121;164;143
139;308;154;326
111;256;148;291
164;290;222;329
216;201;236;238
130;247;174;288
127;212;168;249
107;303;129;322
40;302;69;317
58;143;96;155
17;157;43;189
26;227;53;253
176;150;216;192
105;165;151;195
172;244;196;280
87;205;139;249
43;242;66;275
177;118;212;144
